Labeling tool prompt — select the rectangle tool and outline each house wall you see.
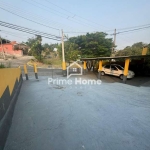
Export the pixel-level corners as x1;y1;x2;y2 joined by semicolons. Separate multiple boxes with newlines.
0;43;23;56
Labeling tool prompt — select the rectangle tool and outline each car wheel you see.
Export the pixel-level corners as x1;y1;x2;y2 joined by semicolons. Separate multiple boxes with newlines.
119;74;123;80
101;71;105;76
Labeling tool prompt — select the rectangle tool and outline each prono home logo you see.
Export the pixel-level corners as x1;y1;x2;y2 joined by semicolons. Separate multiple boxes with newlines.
67;61;83;78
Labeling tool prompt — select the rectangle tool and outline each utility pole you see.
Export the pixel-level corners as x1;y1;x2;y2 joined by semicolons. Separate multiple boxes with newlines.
0;34;5;60
111;29;116;57
61;29;66;76
113;29;116;48
5;36;7;44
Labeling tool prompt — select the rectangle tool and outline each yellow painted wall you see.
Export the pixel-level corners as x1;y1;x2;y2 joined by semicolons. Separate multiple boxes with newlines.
0;68;21;98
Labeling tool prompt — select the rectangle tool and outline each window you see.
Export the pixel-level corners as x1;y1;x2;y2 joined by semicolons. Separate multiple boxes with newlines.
111;65;118;70
104;65;110;69
115;65;124;70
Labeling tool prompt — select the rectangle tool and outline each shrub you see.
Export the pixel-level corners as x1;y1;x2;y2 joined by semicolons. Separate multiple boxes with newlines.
0;62;11;68
43;59;52;65
0;63;5;68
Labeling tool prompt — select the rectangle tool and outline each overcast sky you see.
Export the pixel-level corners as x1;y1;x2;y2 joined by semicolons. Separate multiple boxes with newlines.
0;0;150;49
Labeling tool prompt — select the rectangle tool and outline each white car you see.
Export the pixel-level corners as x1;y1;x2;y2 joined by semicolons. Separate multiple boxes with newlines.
101;64;135;79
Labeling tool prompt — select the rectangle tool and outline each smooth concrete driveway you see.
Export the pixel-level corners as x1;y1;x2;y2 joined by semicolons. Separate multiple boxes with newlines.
21;67;62;77
4;75;150;150
21;67;150;87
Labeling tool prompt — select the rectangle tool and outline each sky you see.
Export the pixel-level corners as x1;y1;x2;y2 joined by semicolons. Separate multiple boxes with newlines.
0;0;150;50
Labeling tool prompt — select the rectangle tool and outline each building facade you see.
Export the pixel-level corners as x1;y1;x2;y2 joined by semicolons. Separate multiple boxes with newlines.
0;41;23;56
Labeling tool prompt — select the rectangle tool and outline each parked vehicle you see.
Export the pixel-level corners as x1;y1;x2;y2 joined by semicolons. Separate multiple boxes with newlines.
101;64;135;79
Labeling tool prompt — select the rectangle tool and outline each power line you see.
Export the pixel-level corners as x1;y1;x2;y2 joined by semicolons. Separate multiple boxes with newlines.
64;23;150;34
22;0;70;21
64;31;90;33
0;1;109;37
38;0;100;28
109;26;150;51
0;1;77;31
0;29;32;38
110;26;150;35
1;1;149;41
44;0;74;15
116;23;150;31
116;28;150;36
0;7;60;31
117;26;150;34
0;30;31;37
0;21;60;38
0;31;30;39
44;0;110;29
0;21;61;41
64;29;114;34
25;0;70;17
2;0;149;36
22;0;99;29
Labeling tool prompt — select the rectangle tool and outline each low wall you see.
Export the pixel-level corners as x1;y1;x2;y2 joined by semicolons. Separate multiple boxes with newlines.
0;68;23;150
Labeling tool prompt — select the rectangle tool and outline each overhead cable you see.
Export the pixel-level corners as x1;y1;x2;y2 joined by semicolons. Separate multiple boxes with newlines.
0;21;61;41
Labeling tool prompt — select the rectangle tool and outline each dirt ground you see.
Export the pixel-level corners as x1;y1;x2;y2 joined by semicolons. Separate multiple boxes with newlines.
0;56;34;68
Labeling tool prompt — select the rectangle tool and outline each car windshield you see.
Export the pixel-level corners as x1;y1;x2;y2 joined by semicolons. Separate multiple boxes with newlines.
115;65;124;70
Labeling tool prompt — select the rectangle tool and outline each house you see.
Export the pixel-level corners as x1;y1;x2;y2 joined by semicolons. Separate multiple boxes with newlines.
0;41;23;56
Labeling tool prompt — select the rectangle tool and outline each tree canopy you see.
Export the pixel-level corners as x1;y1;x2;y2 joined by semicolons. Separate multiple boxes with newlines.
26;35;43;61
58;32;113;62
116;42;150;56
69;32;113;57
24;32;149;63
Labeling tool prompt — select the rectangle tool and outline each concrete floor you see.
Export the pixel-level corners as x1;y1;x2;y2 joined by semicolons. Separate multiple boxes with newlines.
99;73;150;87
4;74;150;150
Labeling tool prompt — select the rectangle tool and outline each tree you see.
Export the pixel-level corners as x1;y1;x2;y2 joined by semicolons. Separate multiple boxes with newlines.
42;43;59;57
26;35;43;61
25;37;37;48
58;41;80;62
69;32;113;57
58;32;113;61
116;42;147;56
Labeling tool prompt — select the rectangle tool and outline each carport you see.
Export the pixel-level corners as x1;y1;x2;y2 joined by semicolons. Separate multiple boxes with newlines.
81;51;150;83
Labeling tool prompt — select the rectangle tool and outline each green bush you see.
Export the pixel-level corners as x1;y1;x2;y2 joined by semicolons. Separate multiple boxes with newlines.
43;59;52;65
34;55;43;62
0;62;11;68
0;63;5;68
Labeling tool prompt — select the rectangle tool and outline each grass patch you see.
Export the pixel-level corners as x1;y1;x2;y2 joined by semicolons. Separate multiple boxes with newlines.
28;58;62;68
0;63;5;68
47;58;62;66
0;62;11;68
43;59;52;65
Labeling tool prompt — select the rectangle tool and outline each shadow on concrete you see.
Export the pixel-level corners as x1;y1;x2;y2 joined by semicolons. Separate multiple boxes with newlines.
93;72;150;87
